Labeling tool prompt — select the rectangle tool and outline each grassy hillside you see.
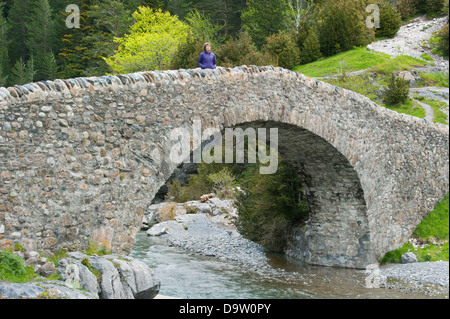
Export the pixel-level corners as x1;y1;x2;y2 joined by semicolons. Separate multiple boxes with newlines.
381;194;449;264
292;47;431;77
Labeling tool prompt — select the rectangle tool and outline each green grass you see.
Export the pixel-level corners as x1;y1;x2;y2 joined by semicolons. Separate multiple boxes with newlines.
414;194;449;240
414;95;449;125
0;250;38;283
293;47;431;77
426;99;449;125
381;194;449;264
420;53;434;61
416;71;449;88
324;73;384;101
382;99;426;118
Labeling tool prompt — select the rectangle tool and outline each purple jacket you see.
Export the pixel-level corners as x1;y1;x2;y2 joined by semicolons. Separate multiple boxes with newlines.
198;51;216;69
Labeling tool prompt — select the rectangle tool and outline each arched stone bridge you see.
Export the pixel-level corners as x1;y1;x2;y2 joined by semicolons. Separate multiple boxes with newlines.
0;66;448;269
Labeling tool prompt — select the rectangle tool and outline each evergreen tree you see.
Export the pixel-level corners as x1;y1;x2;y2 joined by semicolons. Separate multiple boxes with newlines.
10;56;35;85
0;3;9;86
241;0;291;48
26;0;58;80
193;0;244;37
59;0;110;78
7;0;32;66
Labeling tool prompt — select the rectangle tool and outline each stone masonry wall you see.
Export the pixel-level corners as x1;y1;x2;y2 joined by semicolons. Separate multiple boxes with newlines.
0;66;448;267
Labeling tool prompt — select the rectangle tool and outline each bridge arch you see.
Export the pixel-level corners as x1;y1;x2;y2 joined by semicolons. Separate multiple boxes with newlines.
0;66;448;268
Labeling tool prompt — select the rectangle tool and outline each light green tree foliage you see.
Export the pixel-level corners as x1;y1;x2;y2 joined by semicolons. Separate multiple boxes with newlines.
171;9;223;69
185;9;222;48
105;7;189;73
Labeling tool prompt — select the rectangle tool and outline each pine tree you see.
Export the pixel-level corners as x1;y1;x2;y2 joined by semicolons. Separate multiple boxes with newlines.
59;0;109;78
10;56;35;85
0;3;9;86
7;0;32;66
26;0;58;81
241;0;291;48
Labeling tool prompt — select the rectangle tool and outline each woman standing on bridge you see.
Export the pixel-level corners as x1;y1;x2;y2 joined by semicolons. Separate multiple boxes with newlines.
198;43;217;69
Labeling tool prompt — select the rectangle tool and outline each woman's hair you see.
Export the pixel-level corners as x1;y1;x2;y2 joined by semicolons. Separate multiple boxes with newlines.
203;42;211;52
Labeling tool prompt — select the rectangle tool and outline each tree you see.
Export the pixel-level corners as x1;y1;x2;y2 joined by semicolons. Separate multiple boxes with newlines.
0;3;9;86
7;0;32;65
264;30;300;69
215;30;271;67
317;0;374;57
185;9;223;48
286;0;315;31
375;0;402;38
193;0;244;37
59;0;112;78
84;0;134;74
26;0;58;80
299;28;321;64
10;56;35;85
241;0;291;48
104;7;189;73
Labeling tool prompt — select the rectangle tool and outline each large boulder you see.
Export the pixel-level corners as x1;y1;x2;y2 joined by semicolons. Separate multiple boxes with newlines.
401;252;418;264
58;252;160;299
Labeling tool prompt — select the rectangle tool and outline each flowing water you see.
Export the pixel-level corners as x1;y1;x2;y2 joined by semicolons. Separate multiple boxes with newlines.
130;231;434;299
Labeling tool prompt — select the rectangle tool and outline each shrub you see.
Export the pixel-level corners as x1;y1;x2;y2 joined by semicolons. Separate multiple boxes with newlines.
437;24;449;57
425;0;445;14
0;250;36;283
383;73;410;105
235;160;309;253
171;32;206;69
207;167;237;199
300;29;322;65
318;0;374;57
396;0;418;19
215;31;271;67
264;30;300;69
376;1;402;38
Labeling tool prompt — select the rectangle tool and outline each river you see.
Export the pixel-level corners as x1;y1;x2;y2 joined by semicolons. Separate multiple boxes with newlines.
130;231;435;299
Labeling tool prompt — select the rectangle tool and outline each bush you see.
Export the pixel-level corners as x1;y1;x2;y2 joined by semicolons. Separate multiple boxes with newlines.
425;0;445;14
235;160;309;253
171;32;206;69
437;24;449;57
207;167;237;199
318;0;374;57
300;29;322;65
383;73;410;105
215;31;272;67
264;30;300;69
0;250;36;283
396;0;418;19
376;1;402;38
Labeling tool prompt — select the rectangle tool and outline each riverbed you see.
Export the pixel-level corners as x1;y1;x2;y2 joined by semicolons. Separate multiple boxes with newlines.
130;231;444;299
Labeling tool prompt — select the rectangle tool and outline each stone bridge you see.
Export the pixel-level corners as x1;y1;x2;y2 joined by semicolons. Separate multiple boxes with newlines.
0;66;448;269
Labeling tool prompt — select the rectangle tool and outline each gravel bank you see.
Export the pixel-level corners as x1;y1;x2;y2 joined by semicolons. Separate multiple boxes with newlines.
147;213;272;271
379;261;449;297
147;211;449;297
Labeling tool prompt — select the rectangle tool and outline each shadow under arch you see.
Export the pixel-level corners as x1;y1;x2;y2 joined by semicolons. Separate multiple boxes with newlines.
164;120;375;269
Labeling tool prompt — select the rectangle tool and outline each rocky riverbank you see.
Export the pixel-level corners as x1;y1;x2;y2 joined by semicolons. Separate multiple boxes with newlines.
0;252;160;299
379;261;449;297
144;199;272;272
145;197;449;298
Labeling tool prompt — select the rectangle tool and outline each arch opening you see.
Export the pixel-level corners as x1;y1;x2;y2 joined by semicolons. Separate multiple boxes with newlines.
156;120;375;269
